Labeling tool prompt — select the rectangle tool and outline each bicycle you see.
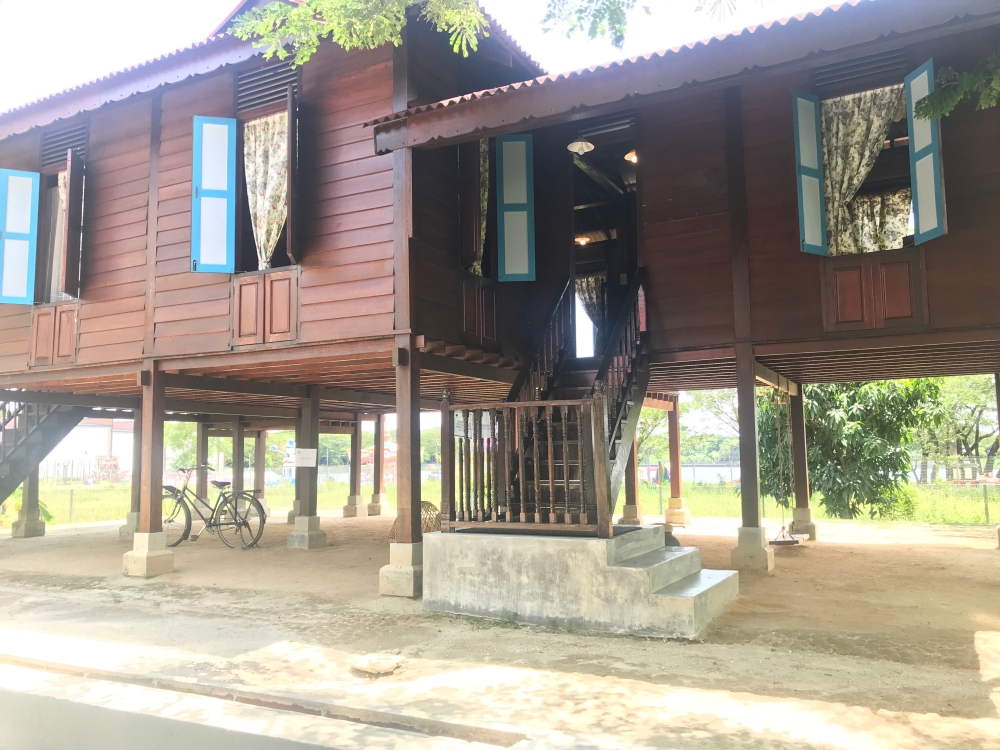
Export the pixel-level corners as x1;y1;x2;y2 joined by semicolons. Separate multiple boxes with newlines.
162;466;266;549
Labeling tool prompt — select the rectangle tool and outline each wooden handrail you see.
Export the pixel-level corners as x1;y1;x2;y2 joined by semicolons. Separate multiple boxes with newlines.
594;270;646;385
507;276;574;403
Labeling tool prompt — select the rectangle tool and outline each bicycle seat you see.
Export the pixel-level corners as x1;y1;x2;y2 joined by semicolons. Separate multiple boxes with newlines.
211;480;231;489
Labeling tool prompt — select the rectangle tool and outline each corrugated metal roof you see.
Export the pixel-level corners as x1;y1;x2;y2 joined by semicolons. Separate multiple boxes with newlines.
367;1;861;126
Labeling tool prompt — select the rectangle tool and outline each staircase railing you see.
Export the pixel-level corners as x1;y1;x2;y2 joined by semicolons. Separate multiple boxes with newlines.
593;271;646;456
439;393;616;536
1;399;57;463
507;277;574;403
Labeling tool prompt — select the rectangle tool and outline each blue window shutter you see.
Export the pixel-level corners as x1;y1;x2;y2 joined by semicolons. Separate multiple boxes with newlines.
906;60;946;245
791;91;828;256
0;169;40;305
497;134;536;282
191;116;237;273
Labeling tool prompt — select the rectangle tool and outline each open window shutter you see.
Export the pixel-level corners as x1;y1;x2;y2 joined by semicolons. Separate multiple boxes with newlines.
906;60;946;245
791;91;828;256
497;135;535;281
191;116;236;273
0;169;40;305
285;83;297;264
61;149;85;298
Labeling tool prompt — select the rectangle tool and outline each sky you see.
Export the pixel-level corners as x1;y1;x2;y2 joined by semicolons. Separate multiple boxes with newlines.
0;0;841;114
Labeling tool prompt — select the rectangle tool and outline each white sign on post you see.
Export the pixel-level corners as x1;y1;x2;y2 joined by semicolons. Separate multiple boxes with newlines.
295;449;318;468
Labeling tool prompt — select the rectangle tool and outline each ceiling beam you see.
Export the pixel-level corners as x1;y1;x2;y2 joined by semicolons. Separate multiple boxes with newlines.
754;362;799;396
163;374;308;399
420;354;517;385
0;390;140;409
573;155;624;196
163;400;299;419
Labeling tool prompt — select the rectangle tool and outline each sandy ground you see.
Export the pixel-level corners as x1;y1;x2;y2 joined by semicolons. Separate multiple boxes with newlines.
0;514;997;748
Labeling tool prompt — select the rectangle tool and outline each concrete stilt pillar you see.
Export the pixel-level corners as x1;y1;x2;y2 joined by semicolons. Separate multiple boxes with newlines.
665;400;691;526
368;414;390;515
380;335;423;598
621;437;643;525
788;390;817;541
730;343;774;572
119;411;142;541
343;415;368;517
12;467;45;538
123;369;174;577
288;386;326;549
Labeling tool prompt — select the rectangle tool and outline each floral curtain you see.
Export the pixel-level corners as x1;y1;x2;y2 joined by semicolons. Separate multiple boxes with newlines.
243;112;289;269
822;85;906;255
576;271;605;338
849;187;912;253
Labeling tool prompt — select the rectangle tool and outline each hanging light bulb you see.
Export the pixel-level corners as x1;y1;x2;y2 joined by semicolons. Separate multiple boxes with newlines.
575;237;591;246
624;149;638;164
567;137;595;155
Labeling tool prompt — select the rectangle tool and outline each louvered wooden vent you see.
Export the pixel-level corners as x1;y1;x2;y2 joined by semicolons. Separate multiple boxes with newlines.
237;61;298;113
813;49;908;99
41;124;88;168
579;112;636;138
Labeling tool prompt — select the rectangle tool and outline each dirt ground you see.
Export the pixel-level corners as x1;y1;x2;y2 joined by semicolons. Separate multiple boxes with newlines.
0;514;997;748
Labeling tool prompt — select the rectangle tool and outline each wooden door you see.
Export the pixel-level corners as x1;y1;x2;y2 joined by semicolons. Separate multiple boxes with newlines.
30;308;56;366
264;269;297;343
53;306;78;364
233;275;265;346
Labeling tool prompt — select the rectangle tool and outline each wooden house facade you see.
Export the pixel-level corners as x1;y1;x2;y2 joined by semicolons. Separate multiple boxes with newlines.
370;0;1000;569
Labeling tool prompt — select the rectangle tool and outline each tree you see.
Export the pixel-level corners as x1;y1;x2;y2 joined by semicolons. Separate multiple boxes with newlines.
635;408;669;465
233;0;741;66
757;380;942;520
912;375;998;479
915;49;1000;120
687;389;739;435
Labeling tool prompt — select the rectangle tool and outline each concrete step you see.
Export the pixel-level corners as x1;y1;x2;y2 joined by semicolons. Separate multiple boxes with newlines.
613;546;702;592
650;569;740;639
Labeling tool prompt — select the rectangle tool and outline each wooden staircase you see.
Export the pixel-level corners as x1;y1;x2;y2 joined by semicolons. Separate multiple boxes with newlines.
438;273;649;534
0;401;88;502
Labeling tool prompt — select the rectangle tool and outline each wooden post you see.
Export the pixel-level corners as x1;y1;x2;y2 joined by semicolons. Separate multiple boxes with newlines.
12;466;44;538
138;370;165;535
344;414;366;516
123;369;173;577
668;405;682;500
373;414;385;497
254;430;266;506
622;437;642;524
393;337;422;545
196;419;208;503
288;386;325;548
130;410;142;514
789;388;817;540
296;387;319;518
440;391;455;529
732;342;773;570
592;384;614;539
232;417;245;495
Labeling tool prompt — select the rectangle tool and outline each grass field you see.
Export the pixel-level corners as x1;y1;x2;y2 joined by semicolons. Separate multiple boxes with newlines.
2;478;996;528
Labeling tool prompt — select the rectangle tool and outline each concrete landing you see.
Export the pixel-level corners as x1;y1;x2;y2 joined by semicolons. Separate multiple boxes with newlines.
424;526;738;639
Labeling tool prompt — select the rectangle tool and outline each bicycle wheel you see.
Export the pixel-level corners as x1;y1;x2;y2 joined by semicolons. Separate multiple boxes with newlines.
213;496;242;549
163;490;191;548
238;495;266;549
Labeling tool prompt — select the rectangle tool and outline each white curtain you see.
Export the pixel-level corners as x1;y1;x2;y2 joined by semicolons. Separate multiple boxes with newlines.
822;86;907;255
47;171;70;303
243;112;289;269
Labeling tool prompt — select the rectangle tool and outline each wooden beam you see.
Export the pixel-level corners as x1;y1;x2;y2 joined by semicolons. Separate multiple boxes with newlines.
0;390;140;409
790;392;810;509
573;155;624;196
373;414;385;498
754;362;800;396
420;353;516;384
642;395;675;412
668;404;682;501
296;387;320;517
130;411;142;515
395;336;421;545
163;374;308;399
139;370;166;535
232;417;245;494
726;86;753;345
163;400;298;419
736;343;760;528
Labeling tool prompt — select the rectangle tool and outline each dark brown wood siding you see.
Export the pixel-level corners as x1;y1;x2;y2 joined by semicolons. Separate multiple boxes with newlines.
297;43;395;343
638;91;735;352
153;73;234;357
78;98;151;364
